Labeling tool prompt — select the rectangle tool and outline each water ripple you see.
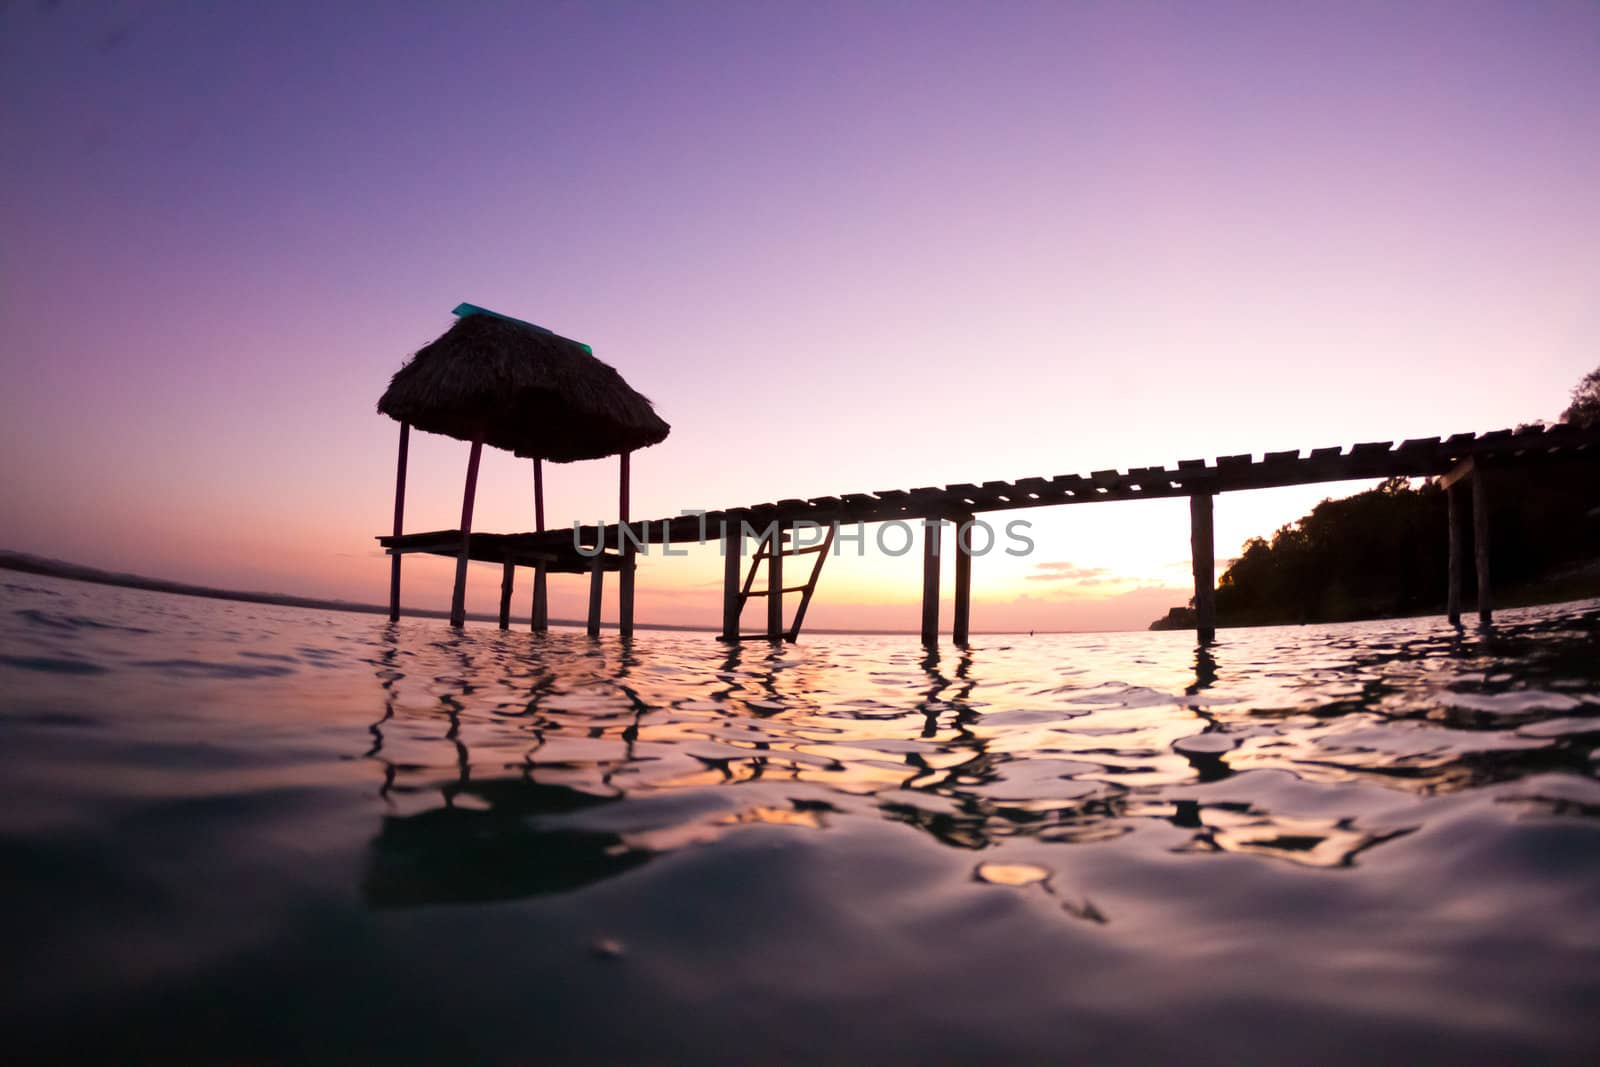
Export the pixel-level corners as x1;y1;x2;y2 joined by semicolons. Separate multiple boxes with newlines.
3;577;1599;1063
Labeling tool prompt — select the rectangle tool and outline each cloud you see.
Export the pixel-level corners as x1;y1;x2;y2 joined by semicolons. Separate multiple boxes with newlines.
1027;561;1112;584
1005;583;1192;632
1160;557;1237;574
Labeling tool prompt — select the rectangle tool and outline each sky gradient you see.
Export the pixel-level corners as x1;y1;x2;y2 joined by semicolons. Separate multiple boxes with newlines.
2;1;1597;632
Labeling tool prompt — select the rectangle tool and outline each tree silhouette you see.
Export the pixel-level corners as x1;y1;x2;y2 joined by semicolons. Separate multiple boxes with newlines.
1153;364;1600;629
1562;365;1600;428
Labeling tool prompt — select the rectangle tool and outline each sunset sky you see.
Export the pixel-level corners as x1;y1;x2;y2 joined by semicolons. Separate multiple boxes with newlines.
2;1;1596;633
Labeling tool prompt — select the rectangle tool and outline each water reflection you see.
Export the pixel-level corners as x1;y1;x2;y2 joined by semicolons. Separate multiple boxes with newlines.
5;580;1600;1063
359;605;1600;907
364;778;650;909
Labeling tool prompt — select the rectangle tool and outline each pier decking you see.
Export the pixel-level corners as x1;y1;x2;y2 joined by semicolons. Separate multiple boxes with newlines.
381;421;1600;645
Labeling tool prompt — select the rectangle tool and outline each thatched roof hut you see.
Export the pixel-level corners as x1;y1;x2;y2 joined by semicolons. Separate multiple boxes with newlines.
378;307;670;462
379;304;668;631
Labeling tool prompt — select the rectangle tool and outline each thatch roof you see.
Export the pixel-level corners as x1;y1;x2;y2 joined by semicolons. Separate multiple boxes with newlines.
377;310;670;462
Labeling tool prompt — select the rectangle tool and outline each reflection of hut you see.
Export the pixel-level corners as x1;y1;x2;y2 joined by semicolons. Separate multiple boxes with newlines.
361;777;651;908
378;304;670;631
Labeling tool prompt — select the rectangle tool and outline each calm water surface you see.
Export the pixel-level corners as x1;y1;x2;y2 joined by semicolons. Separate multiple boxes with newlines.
3;574;1599;1064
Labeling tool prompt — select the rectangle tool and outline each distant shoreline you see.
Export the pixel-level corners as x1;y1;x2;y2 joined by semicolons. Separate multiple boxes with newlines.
0;550;961;637
0;550;756;633
4;550;1595;640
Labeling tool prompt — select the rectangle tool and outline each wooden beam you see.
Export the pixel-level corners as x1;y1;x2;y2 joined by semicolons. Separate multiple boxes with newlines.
766;522;784;641
619;451;635;637
952;515;973;647
587;549;605;637
1438;456;1474;490
1190;492;1216;644
449;436;484;628
921;518;941;648
531;458;548;632
721;523;741;641
388;421;410;622
1472;466;1491;624
1446;482;1463;626
786;523;835;642
498;558;514;630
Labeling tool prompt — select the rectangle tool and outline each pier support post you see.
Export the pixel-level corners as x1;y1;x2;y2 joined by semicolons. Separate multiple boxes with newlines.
531;458;548;632
587;539;605;638
1472;466;1491;624
721;523;741;642
1190;492;1216;644
389;421;410;622
952;515;972;647
766;522;785;641
921;518;942;648
531;566;548;632
449;435;484;628
498;559;515;630
619;452;635;637
1446;482;1463;626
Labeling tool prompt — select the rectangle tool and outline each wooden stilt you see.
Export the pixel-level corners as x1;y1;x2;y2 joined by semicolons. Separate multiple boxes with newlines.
618;557;635;632
1190;492;1216;644
587;547;605;637
531;564;548;632
449;436;485;628
1446;482;1463;626
766;522;785;641
721;524;741;641
921;518;941;648
619;451;635;637
498;558;514;629
388;422;410;622
531;458;548;632
1472;466;1491;624
952;514;973;647
534;457;546;529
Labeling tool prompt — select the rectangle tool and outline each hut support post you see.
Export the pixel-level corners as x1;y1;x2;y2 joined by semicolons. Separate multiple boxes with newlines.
921;519;941;648
619;452;635;637
449;436;485;628
587;537;605;638
531;458;548;632
721;524;741;641
952;514;973;647
1190;492;1216;644
1446;482;1463;626
766;523;785;641
498;559;515;629
1472;467;1491;624
388;421;410;622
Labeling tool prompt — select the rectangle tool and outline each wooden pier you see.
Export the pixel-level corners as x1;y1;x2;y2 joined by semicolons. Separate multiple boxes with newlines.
381;421;1600;646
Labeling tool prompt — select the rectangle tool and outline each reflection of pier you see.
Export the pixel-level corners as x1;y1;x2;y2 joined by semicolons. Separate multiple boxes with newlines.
360;621;1487;901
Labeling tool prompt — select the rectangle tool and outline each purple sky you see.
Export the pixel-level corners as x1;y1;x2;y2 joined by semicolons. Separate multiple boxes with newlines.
2;1;1596;631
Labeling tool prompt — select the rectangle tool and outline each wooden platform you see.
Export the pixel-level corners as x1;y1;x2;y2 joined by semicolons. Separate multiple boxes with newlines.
380;529;625;572
378;422;1599;643
381;422;1600;559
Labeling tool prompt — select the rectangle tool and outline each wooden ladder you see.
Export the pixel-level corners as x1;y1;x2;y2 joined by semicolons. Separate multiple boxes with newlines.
736;523;834;642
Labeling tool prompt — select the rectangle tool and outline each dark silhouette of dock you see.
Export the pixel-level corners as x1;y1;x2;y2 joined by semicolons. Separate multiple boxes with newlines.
381;421;1600;646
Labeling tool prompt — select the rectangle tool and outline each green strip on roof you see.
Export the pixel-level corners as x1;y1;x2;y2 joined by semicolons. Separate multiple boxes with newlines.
452;302;593;354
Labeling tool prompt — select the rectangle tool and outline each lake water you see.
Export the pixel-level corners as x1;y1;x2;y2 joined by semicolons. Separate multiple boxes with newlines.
3;573;1598;1064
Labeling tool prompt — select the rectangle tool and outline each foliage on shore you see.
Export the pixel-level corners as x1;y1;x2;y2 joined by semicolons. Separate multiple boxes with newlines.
1151;467;1598;629
1152;365;1600;630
